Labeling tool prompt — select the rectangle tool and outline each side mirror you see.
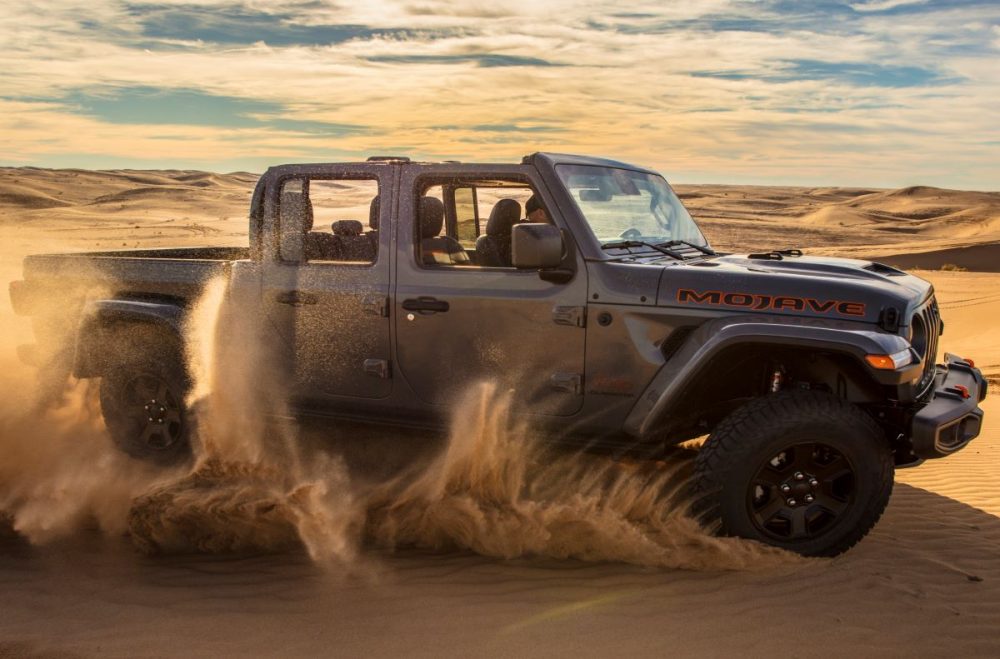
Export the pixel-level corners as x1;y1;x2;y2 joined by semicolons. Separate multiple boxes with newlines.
512;223;563;269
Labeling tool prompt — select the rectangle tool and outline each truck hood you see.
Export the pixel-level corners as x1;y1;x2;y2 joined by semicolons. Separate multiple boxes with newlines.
656;253;934;327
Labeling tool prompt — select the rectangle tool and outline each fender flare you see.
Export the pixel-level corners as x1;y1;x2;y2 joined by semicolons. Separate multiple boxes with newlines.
73;299;185;378
623;315;917;438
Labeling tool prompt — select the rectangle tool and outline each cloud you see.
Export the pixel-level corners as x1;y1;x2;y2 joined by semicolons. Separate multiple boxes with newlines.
366;53;562;67
692;60;954;87
850;0;928;12
850;0;940;12
0;0;996;188
61;87;282;127
49;86;369;136
126;3;470;46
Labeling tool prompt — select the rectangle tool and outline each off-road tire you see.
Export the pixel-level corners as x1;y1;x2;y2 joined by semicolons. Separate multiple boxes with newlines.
691;390;894;557
99;327;192;466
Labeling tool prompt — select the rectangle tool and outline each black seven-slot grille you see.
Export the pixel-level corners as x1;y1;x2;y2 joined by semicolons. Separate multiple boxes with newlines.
911;297;941;395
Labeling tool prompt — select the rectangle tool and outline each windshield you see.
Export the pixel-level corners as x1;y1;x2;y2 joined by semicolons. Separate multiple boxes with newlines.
555;164;708;248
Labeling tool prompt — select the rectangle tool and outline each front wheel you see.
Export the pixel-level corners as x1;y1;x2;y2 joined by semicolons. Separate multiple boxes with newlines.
691;391;894;557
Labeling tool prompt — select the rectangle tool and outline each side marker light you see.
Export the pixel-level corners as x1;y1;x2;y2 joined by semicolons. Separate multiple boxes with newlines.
866;355;895;370
866;349;913;370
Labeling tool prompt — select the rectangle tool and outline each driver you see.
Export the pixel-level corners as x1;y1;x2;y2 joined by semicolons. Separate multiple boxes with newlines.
524;195;550;224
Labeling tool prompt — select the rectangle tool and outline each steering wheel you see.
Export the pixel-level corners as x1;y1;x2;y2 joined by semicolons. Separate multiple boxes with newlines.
620;228;642;239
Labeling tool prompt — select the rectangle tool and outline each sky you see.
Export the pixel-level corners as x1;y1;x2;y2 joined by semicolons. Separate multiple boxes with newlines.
0;0;998;188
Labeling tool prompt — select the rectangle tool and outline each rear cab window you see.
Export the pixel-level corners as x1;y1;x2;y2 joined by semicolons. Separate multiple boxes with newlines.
277;176;380;264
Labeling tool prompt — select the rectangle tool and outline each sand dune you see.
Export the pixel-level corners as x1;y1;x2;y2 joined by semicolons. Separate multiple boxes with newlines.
876;243;1000;274
915;271;1000;385
0;167;998;657
675;182;1000;269
3;167;998;269
0;168;254;254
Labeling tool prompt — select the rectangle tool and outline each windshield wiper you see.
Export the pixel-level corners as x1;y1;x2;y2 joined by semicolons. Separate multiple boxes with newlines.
658;239;717;256
600;240;684;260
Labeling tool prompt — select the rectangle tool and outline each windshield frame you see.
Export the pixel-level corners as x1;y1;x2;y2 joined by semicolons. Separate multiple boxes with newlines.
553;164;709;257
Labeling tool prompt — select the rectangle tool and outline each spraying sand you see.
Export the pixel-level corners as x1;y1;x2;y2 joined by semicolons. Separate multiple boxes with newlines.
119;274;788;570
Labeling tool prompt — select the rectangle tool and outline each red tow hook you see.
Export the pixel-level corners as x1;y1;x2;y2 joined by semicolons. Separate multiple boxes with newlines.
963;357;976;368
951;384;971;399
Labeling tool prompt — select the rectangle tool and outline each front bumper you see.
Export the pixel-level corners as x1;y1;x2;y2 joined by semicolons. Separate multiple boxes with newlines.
909;353;988;459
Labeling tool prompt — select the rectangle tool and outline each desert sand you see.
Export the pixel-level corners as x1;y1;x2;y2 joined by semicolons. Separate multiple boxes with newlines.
0;168;998;657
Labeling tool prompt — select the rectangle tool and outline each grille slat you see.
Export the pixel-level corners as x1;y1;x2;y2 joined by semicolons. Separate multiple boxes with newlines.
915;298;940;394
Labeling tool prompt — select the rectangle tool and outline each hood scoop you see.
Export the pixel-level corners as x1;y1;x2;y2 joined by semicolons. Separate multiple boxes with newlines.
864;261;907;276
747;248;803;261
720;252;910;282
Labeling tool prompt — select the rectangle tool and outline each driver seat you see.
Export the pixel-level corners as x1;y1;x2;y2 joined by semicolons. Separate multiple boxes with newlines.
475;198;521;267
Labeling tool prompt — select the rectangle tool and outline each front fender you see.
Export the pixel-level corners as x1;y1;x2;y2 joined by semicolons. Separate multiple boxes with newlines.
74;299;185;378
623;314;916;438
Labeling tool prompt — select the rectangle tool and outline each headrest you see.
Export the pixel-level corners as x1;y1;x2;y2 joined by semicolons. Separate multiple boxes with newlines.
486;198;521;236
419;196;445;239
369;195;380;231
280;191;313;232
332;220;364;236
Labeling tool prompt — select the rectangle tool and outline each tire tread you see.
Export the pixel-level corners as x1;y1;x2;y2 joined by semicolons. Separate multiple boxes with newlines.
691;390;894;556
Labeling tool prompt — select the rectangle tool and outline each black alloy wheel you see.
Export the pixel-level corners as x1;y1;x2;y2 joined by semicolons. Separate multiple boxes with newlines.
747;441;856;542
121;372;185;452
100;351;192;466
691;390;894;557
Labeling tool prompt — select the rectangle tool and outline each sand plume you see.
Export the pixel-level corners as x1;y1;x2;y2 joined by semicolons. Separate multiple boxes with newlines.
0;377;175;543
0;267;180;543
367;382;794;570
123;275;793;570
127;275;363;564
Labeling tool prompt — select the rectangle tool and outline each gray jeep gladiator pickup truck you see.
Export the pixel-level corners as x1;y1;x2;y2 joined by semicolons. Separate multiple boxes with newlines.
9;153;987;556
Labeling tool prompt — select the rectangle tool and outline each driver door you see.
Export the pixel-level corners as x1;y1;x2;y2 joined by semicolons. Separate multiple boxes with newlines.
393;165;588;417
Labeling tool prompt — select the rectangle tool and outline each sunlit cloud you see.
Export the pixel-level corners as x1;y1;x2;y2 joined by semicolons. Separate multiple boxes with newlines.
850;0;929;12
0;0;997;188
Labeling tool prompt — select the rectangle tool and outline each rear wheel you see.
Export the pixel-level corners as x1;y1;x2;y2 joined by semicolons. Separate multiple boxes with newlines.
691;391;893;556
99;329;192;466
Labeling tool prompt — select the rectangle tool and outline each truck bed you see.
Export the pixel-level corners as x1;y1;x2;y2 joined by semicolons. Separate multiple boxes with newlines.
14;246;247;313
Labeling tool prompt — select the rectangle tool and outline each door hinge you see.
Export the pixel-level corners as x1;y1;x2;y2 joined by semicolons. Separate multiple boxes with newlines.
362;294;389;317
550;372;582;395
552;305;586;328
363;358;391;379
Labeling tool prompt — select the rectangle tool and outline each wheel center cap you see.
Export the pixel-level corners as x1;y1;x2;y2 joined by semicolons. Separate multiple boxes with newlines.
144;400;168;424
780;471;820;506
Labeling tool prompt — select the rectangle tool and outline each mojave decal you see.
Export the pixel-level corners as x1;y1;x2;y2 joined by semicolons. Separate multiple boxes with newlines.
676;289;866;316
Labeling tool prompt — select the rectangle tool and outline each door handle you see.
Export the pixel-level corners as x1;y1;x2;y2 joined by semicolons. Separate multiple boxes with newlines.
363;358;390;379
550;372;583;395
402;297;450;314
276;291;318;306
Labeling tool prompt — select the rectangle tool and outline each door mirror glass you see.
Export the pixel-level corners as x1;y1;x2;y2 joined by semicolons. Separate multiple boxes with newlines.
512;224;563;269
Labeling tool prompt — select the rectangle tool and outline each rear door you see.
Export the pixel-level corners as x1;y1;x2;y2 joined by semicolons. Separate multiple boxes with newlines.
261;163;394;402
393;164;588;417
